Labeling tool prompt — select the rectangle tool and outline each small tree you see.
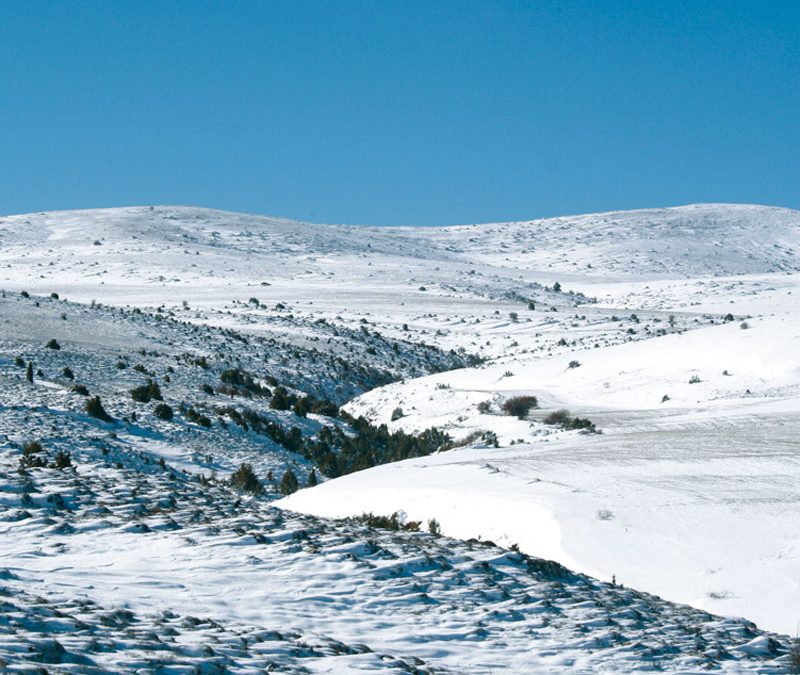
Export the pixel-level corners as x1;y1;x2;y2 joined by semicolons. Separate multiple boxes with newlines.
26;361;33;383
230;463;263;494
501;395;538;420
293;397;310;418
53;451;72;469
153;403;174;421
85;396;113;423
280;468;299;495
308;468;318;487
131;380;163;403
270;386;291;411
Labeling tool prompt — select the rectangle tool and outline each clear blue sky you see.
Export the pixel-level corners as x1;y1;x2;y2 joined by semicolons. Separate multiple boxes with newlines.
1;1;798;225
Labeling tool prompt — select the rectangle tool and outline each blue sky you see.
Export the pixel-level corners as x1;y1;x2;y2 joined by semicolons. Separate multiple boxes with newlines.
1;1;798;225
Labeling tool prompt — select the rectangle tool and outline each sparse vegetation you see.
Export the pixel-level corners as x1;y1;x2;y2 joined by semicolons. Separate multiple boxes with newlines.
543;409;597;433
131;380;163;403
85;396;113;423
230;463;263;494
280;468;299;495
153;403;174;421
501;395;538;420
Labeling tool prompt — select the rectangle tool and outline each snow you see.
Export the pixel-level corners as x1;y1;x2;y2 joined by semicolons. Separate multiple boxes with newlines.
1;201;800;670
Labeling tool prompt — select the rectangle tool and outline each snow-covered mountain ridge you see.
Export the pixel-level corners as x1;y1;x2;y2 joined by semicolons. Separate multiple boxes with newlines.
1;202;799;672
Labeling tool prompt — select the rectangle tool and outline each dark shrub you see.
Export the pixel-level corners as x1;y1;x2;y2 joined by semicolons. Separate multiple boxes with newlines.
62;367;74;380
279;468;299;495
23;441;43;456
45;339;61;350
25;362;33;383
543;409;571;426
201;383;215;395
543;409;597;433
130;380;163;403
230;463;263;494
71;384;89;396
14;356;24;367
501;395;538;420
184;406;211;428
390;407;404;421
85;396;113;423
352;512;421;532
270;386;291;411
53;451;72;469
310;400;339;417
153;403;174;421
292;397;310;418
220;368;270;397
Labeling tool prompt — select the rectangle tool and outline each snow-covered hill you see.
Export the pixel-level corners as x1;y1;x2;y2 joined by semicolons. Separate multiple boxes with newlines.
2;202;800;671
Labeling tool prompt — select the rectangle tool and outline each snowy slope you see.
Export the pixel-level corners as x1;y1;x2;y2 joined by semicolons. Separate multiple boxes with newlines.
2;202;800;671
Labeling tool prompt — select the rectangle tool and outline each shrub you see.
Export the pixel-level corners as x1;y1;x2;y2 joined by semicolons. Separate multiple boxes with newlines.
25;362;33;383
85;396;113;423
62;367;74;380
270;386;291;411
153;403;174;421
501;395;538;420
310;400;339;417
543;408;596;433
230;463;263;494
568;360;581;369
292;397;310;418
740;321;750;330
353;512;421;532
219;368;270;397
201;383;215;395
71;384;89;396
543;409;570;426
131;380;163;403
390;407;404;421
477;400;492;414
279;468;299;495
308;468;318;487
14;356;24;367
184;406;212;427
428;518;441;535
688;374;701;384
45;339;61;350
23;441;43;456
53;451;72;469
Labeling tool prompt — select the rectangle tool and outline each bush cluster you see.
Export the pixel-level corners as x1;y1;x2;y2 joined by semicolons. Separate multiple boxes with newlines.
501;395;538;420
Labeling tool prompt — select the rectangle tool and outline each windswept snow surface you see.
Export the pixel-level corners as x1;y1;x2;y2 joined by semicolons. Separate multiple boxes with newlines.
2;202;800;670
